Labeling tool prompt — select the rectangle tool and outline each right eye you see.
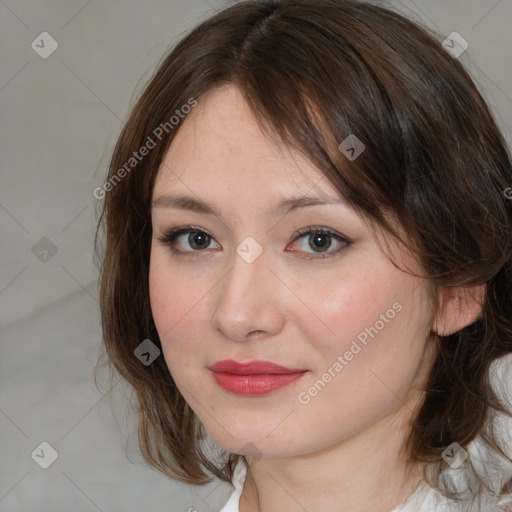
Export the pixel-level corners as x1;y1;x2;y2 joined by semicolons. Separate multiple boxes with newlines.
156;225;221;254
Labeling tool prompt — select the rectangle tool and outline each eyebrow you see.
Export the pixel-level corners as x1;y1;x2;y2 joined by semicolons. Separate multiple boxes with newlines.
151;193;346;218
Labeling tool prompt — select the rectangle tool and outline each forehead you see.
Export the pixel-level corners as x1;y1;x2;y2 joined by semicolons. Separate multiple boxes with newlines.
154;84;329;195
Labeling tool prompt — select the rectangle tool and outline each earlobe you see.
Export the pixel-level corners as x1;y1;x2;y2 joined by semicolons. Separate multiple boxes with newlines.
432;284;486;337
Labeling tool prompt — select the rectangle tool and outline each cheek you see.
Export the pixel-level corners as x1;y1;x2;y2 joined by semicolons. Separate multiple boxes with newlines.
293;259;431;398
149;254;180;335
295;266;431;401
148;252;209;368
292;261;404;354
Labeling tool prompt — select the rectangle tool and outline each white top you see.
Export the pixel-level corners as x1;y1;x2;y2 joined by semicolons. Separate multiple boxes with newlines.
219;354;512;512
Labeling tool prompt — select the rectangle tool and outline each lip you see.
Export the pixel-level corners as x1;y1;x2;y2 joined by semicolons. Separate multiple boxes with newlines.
209;359;308;375
209;359;309;396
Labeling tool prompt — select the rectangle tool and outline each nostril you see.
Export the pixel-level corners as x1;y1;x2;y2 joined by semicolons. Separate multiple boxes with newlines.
248;330;266;339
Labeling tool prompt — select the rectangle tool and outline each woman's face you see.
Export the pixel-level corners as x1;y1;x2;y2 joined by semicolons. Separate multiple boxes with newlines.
149;84;435;459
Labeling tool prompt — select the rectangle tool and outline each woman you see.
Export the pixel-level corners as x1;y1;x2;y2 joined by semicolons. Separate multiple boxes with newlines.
95;1;512;510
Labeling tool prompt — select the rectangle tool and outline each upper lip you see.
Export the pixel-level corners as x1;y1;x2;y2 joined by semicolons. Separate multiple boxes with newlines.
209;359;308;375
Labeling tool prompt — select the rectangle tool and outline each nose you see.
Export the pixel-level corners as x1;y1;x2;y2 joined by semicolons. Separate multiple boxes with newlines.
210;249;285;343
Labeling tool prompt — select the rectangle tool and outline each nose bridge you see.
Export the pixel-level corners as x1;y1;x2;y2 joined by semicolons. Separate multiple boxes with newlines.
211;248;283;341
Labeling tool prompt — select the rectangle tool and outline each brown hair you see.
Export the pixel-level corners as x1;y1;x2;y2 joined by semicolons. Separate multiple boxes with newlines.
94;0;512;505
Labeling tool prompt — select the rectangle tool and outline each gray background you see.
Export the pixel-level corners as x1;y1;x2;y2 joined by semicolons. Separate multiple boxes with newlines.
1;0;511;511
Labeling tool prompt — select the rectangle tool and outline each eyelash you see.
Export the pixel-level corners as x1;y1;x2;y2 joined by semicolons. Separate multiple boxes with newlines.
156;224;352;260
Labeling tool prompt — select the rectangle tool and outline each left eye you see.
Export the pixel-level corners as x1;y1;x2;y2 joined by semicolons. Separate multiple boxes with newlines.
289;228;351;259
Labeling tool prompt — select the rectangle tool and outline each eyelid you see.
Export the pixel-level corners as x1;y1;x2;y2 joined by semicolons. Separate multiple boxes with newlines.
157;224;211;242
291;225;350;243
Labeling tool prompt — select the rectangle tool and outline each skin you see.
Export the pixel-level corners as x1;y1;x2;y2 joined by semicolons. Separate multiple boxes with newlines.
148;84;481;512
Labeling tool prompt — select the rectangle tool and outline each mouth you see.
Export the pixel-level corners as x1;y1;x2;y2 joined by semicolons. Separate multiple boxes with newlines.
208;359;309;396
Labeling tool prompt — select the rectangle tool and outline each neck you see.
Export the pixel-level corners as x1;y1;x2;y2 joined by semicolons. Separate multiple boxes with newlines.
239;394;427;512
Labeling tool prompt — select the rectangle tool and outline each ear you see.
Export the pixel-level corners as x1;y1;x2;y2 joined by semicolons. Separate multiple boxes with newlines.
432;284;486;337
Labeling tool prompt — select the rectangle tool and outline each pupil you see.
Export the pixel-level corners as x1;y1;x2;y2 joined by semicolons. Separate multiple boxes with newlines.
189;232;209;249
309;233;331;252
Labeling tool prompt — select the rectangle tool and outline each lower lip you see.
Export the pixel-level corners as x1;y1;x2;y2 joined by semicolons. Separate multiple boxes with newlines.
211;371;308;395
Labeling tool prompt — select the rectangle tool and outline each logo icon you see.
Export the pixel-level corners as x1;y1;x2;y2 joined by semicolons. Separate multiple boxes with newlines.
442;32;468;59
134;339;161;366
236;237;263;264
31;32;59;59
236;442;263;486
32;237;58;263
441;442;468;469
338;134;365;161
31;441;58;469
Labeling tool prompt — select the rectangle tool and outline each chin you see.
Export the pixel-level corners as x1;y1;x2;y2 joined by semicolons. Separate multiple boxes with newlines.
205;423;303;459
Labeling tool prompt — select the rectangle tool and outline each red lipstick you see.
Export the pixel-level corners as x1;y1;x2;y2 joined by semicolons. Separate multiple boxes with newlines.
209;359;309;395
